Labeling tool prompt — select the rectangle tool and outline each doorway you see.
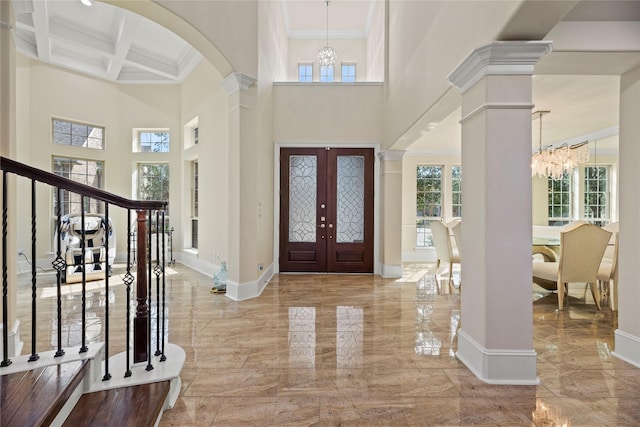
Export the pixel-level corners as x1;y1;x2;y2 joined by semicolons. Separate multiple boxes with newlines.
279;147;374;273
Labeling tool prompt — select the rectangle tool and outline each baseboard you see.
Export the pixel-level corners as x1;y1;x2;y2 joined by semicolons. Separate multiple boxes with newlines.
456;329;539;385
380;263;403;278
225;264;274;301
613;329;640;368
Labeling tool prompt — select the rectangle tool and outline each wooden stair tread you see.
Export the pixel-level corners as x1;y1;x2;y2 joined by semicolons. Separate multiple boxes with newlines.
63;380;171;427
0;359;89;427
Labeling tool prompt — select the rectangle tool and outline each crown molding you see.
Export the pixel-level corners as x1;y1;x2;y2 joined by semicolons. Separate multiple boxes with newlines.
221;72;257;95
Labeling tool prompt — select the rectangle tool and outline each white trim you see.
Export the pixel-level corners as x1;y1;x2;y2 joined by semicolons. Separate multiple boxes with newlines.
456;329;539;385
274;81;382;87
613;329;640;368
378;150;405;162
225;263;274;301
0;320;22;358
221;72;257;95
460;102;535;124
447;41;553;94
380;263;402;278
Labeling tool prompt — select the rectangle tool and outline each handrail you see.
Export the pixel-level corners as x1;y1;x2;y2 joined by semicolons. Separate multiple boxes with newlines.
0;157;166;211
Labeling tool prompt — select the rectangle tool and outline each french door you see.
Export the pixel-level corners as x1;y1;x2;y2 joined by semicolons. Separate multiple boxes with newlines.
279;147;374;273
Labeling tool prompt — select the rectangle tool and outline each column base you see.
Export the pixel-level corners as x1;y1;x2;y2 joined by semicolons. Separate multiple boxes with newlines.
380;263;402;278
224;264;274;301
613;329;640;368
456;329;539;385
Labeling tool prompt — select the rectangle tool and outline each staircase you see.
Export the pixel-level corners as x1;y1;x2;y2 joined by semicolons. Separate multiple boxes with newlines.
0;343;184;426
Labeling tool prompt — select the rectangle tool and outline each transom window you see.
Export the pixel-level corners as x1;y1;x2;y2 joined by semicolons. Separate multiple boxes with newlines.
320;66;334;82
53;119;104;150
341;63;356;82
298;63;313;82
416;165;443;247
135;130;170;153
52;157;104;216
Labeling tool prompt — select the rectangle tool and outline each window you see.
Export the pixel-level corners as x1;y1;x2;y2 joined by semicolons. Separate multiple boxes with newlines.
135;130;170;153
184;116;199;150
52;157;104;216
451;165;462;218
193;127;199;145
320;65;334;82
416;165;443;247
341;63;356;82
191;160;199;249
138;163;169;211
53;119;104;150
298;63;313;82
548;173;572;226
584;166;610;226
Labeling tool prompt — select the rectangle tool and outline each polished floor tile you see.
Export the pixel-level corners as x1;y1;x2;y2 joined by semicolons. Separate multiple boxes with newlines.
15;262;640;426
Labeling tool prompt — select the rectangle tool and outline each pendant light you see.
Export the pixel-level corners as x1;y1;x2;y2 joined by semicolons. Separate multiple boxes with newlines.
318;1;337;68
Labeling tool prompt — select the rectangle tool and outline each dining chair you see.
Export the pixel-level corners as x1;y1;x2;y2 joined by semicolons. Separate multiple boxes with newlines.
598;222;619;310
532;222;612;310
431;220;460;293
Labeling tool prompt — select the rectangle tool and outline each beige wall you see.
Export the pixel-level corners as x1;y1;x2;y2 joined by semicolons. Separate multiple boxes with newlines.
287;38;368;82
16;56;183;267
366;0;385;82
383;1;522;147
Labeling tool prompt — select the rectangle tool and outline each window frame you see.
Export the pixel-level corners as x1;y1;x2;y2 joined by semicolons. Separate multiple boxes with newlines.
341;63;356;82
133;129;170;153
416;165;444;248
451;165;462;218
298;63;313;82
191;160;199;249
320;65;334;82
583;165;611;226
52;156;104;217
136;162;170;214
52;118;105;150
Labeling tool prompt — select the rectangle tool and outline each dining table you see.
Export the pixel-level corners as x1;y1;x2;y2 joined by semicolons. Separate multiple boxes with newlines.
532;236;561;262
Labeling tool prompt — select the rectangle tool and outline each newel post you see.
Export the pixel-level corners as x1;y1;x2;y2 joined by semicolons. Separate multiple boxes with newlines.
134;209;148;363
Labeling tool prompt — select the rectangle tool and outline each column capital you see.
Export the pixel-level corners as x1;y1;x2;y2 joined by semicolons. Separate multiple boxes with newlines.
447;41;553;93
221;72;257;95
378;150;406;162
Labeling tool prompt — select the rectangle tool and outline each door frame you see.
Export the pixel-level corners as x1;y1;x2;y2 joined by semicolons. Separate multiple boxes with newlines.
273;142;381;275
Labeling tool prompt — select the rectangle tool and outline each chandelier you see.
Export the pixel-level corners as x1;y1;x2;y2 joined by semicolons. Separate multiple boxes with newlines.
531;110;589;180
318;1;337;68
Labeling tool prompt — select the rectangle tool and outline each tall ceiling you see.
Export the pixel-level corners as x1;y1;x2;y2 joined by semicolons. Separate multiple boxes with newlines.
10;0;639;153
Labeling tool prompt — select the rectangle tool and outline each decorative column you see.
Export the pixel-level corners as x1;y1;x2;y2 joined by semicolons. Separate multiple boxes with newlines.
379;150;404;278
614;65;640;368
221;72;258;301
447;41;552;384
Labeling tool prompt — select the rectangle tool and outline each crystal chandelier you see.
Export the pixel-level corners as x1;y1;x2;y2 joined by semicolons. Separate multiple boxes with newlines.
531;111;589;180
318;1;337;68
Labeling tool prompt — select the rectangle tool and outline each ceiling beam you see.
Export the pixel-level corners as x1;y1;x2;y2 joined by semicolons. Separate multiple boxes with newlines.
107;13;141;81
31;0;50;61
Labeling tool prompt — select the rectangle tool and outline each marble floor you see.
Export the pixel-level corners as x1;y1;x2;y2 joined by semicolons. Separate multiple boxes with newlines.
14;263;640;426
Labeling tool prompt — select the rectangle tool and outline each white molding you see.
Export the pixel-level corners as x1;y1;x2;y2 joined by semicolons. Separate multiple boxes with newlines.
460;102;535;124
221;72;257;95
225;264;274;301
447;41;553;93
380;263;402;278
613;329;640;368
273;81;383;87
456;329;539;385
378;150;405;162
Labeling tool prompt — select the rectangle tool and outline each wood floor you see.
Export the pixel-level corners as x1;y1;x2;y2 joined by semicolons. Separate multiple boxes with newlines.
13;262;640;425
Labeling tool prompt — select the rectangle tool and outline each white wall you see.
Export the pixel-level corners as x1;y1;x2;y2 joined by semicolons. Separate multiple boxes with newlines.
366;0;385;82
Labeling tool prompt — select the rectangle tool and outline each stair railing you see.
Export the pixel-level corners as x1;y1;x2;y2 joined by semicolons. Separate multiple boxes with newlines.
1;156;167;380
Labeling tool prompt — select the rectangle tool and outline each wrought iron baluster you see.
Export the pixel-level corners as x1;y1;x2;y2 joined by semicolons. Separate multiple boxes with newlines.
154;210;161;357
53;187;65;358
160;210;166;362
1;171;12;367
146;209;153;371
102;203;111;381
79;201;88;353
29;179;39;362
124;209;133;377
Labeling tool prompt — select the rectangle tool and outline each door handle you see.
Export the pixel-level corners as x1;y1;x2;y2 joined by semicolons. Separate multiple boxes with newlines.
328;224;333;228
318;224;325;228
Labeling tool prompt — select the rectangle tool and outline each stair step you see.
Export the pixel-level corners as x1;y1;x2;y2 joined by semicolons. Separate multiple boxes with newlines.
62;380;171;427
0;359;89;427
